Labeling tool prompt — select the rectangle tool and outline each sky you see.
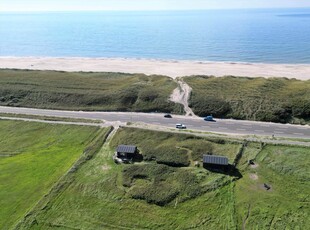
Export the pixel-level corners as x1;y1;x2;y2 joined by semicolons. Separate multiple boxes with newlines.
1;0;310;12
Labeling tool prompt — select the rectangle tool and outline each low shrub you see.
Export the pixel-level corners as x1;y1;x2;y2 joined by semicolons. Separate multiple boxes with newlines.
145;145;190;167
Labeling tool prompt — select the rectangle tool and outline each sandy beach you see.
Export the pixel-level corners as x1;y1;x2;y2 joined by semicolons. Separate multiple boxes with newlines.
0;57;309;80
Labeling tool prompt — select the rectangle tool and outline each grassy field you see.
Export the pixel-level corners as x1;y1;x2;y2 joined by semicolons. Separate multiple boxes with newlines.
17;127;241;229
4;127;309;229
0;69;182;114
0;120;108;229
184;76;310;124
235;143;310;229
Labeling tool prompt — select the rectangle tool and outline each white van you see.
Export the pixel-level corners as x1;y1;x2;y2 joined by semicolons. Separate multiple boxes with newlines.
176;124;186;129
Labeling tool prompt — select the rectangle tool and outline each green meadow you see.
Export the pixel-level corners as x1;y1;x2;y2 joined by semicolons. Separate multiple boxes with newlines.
235;143;310;228
0;120;107;229
16;127;310;229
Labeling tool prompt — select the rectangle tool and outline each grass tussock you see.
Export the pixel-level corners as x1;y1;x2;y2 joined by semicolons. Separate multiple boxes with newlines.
185;75;310;124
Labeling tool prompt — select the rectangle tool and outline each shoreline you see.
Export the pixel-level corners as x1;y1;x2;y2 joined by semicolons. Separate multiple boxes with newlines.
0;57;309;80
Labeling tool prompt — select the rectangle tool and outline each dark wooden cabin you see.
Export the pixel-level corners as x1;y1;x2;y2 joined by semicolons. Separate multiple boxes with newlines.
203;154;229;171
203;154;228;166
116;145;138;159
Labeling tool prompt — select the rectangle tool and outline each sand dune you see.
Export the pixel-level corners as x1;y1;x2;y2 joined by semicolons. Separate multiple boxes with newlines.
0;57;309;80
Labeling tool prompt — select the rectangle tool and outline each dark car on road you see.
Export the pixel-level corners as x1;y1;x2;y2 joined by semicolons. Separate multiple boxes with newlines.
164;114;172;118
204;115;215;122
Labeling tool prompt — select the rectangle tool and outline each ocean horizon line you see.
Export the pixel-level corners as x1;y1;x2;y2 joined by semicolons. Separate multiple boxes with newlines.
1;7;310;13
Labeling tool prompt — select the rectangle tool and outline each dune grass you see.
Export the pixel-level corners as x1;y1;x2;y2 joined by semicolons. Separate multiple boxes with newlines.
184;76;310;124
0;120;106;229
0;69;183;114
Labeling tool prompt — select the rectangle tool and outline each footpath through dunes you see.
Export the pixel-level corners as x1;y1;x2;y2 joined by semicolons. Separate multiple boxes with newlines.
1;57;310;80
169;78;196;116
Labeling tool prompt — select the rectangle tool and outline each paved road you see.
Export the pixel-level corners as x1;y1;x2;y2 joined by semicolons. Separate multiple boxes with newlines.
0;106;309;139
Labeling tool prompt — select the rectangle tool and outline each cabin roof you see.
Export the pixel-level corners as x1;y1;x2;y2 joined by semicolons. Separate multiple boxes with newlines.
116;145;137;154
203;154;228;165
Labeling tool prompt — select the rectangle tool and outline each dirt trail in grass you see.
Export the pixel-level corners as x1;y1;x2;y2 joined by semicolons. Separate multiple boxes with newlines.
106;124;120;142
242;204;251;230
169;79;196;116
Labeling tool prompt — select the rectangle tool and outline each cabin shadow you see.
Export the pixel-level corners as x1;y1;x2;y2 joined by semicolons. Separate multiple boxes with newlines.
203;164;242;179
132;151;143;162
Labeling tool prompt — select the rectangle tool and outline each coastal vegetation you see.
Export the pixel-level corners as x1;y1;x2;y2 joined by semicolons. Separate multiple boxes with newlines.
0;69;183;114
0;119;108;229
1;70;309;125
185;76;310;124
15;127;309;229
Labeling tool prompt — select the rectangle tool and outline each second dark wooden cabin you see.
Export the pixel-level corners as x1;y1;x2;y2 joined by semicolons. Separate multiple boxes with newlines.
203;154;229;171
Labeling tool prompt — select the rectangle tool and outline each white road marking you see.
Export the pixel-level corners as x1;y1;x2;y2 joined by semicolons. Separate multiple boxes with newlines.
236;128;246;131
274;131;284;134
254;130;265;132
293;133;304;135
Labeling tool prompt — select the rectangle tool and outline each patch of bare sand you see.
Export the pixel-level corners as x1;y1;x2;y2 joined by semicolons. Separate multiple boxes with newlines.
249;173;258;180
250;163;259;169
169;79;196;116
102;165;110;171
0;57;309;80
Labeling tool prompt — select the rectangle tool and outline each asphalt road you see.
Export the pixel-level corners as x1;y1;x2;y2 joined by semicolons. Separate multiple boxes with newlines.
0;106;309;139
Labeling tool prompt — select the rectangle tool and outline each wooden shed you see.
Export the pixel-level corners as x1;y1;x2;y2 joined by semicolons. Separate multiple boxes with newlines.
203;154;228;166
116;145;138;159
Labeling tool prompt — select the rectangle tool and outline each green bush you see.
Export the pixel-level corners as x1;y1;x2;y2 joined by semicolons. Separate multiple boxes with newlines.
122;164;174;187
145;145;190;167
122;164;215;206
189;95;231;117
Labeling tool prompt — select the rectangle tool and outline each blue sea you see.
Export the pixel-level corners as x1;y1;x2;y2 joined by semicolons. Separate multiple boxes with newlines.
1;8;310;63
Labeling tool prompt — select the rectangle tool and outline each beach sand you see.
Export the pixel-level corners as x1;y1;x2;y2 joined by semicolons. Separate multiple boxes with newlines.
0;57;309;80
